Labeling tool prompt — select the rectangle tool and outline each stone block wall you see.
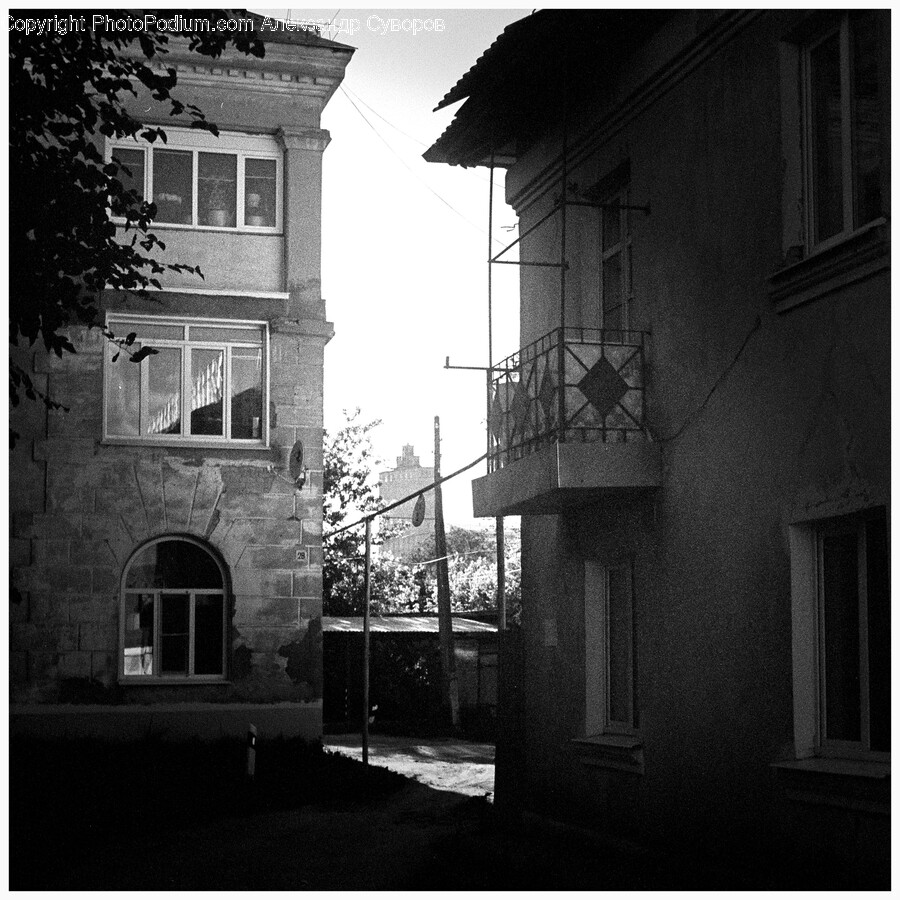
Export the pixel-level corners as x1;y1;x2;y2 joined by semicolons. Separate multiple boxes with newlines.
10;319;328;709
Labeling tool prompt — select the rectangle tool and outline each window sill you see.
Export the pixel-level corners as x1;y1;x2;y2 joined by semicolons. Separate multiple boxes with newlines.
102;437;270;453
114;219;283;237
120;678;231;685
771;758;890;816
768;219;889;314
571;733;644;774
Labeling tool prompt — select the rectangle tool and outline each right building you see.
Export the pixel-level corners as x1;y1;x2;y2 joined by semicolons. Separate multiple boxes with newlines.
426;10;889;886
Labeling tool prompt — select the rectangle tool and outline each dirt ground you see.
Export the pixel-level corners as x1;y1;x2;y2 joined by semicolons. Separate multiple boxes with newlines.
324;733;495;797
60;780;486;890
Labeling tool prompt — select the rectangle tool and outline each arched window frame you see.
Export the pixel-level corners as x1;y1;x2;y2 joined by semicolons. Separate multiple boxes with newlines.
119;535;230;683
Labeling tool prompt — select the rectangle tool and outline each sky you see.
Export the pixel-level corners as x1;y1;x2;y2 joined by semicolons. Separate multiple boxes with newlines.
258;8;529;528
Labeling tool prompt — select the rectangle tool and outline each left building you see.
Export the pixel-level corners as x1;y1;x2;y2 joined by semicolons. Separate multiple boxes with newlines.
10;16;353;740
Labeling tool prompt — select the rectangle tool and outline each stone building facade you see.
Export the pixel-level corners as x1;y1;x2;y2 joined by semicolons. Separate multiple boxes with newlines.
378;444;435;560
10;22;353;740
427;10;889;887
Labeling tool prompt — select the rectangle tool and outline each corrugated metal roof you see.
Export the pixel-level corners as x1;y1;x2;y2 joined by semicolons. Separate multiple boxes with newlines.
323;616;497;634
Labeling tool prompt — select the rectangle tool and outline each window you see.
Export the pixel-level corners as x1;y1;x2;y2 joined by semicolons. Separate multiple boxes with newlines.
789;507;889;764
584;162;632;334
120;537;228;681
585;560;636;735
599;187;632;334
817;510;889;758
104;315;268;445
803;12;883;250
109;128;282;231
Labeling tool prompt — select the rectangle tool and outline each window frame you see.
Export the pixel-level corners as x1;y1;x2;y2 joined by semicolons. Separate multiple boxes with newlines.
815;514;889;763
789;507;889;766
801;13;883;253
103;313;270;448
598;186;633;333
107;127;283;233
119;536;229;684
584;560;636;737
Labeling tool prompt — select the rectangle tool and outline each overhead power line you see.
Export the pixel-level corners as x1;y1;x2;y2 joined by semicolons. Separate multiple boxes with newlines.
338;85;506;248
325;450;489;539
341;85;504;190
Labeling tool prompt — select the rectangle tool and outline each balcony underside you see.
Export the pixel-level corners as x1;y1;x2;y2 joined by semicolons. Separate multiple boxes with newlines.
472;441;662;517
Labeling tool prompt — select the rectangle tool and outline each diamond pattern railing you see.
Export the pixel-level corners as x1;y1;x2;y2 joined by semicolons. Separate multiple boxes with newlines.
488;328;650;473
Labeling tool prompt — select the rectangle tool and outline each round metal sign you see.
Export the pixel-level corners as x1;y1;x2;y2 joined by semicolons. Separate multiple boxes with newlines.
288;440;304;479
412;493;426;527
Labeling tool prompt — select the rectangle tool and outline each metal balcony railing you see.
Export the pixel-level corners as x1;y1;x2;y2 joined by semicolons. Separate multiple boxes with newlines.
487;327;650;473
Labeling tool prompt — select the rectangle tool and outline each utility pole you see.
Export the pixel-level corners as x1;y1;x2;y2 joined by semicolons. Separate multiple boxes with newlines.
433;416;459;727
362;517;371;765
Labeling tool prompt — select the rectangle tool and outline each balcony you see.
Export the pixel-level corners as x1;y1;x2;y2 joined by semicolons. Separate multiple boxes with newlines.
472;327;661;517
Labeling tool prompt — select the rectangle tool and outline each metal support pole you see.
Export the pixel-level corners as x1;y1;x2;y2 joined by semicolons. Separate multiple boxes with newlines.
496;516;506;630
489;153;506;633
487;153;495;468
557;66;569;440
362;517;371;765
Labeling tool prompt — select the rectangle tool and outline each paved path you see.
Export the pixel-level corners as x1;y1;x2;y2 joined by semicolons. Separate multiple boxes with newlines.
324;734;495;798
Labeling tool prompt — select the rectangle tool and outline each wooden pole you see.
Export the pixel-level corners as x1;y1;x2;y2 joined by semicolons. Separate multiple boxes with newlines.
434;416;459;727
362;517;371;765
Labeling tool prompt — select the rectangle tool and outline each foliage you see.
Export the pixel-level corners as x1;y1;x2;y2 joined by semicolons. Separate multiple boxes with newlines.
323;410;519;617
323;410;416;614
9;10;264;427
408;526;521;617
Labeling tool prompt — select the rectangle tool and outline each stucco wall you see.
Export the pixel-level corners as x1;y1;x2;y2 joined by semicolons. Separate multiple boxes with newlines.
503;10;889;881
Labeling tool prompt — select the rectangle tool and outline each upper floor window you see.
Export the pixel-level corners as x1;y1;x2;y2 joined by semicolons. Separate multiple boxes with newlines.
104;315;268;446
600;187;632;334
109;128;282;232
803;12;883;250
584;161;633;334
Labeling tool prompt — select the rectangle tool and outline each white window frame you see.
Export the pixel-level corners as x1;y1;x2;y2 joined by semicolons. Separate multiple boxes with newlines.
119;536;228;684
598;186;632;333
585;560;635;736
789;509;889;764
108;127;283;233
801;13;882;252
103;313;270;448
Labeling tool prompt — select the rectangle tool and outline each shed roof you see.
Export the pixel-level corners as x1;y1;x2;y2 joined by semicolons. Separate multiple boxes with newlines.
323;616;498;634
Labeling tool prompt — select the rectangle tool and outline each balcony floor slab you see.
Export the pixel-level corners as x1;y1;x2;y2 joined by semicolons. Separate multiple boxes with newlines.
472;440;662;517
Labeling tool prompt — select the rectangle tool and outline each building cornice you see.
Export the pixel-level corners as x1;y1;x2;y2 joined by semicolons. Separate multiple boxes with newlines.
142;37;351;103
154;61;340;99
277;127;331;153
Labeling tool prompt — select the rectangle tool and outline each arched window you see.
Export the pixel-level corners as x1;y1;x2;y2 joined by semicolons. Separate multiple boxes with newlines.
120;537;228;681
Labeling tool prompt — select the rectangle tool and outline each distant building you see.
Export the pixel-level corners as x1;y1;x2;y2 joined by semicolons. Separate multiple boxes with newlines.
378;445;434;560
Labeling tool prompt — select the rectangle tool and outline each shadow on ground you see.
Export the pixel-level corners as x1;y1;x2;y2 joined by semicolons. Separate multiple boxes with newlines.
10;736;806;890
